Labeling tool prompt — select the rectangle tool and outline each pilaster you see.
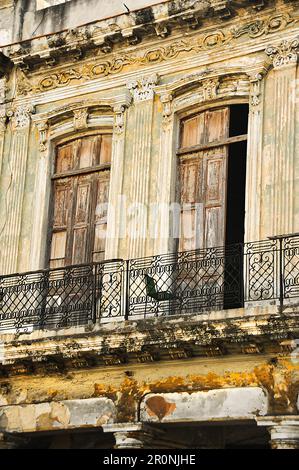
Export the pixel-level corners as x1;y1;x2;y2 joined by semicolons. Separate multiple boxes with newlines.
263;38;299;237
105;98;130;259
126;74;158;259
28;119;50;270
154;91;177;255
245;71;266;242
0;104;33;274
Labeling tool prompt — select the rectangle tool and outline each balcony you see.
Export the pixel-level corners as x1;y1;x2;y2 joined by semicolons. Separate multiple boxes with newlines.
0;234;298;333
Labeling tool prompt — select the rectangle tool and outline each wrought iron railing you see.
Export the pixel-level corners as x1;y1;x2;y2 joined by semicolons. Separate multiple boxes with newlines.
0;259;124;332
0;234;298;331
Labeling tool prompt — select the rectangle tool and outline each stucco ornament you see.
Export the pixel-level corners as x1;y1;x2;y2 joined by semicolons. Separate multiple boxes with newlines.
0;107;6;133
113;104;126;135
73;108;88;130
9;105;34;130
127;74;159;102
266;38;299;68
35;120;49;152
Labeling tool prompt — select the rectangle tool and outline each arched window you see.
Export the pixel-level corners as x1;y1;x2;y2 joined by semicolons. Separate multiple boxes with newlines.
49;133;112;268
177;104;248;252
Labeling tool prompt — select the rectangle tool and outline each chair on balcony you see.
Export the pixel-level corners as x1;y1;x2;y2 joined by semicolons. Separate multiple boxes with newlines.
144;274;182;317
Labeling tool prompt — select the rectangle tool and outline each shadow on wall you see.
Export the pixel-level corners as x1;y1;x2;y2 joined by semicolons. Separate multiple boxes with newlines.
10;0;170;44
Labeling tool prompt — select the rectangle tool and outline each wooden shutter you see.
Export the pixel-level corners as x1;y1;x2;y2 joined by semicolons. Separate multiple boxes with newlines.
179;107;229;251
49;134;112;267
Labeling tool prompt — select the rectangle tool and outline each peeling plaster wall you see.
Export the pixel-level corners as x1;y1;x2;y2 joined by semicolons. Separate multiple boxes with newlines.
0;1;14;46
1;0;170;45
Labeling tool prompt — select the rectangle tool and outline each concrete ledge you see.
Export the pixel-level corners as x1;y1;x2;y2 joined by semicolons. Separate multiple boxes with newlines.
0;397;116;433
140;387;269;423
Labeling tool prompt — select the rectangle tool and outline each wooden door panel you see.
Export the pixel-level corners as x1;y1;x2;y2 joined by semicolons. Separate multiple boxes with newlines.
93;173;110;262
181;113;205;148
204;206;223;248
179;108;229;252
204;154;226;205
204;108;229;142
74;180;91;225
52;181;71;229
56;143;73;174
100;135;112;164
72;228;88;264
50;231;67;269
50;134;111;268
179;158;201;204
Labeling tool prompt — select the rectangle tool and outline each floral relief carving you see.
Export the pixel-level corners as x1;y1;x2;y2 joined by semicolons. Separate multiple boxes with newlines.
113;105;126;135
12;11;298;96
8;105;34;130
35;121;49;152
266;38;299;69
232;12;295;39
0;107;6;133
128;74;159;102
73;108;88;130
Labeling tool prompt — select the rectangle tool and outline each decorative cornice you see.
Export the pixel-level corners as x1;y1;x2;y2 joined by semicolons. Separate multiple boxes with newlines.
0;0;272;72
0;310;298;376
9;9;298;97
266;37;299;69
128;74;159;102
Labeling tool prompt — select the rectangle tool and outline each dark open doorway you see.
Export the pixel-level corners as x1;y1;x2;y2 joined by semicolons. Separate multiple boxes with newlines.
224;104;248;309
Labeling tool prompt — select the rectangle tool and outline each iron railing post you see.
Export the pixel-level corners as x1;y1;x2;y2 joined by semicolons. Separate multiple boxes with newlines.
279;237;284;311
124;259;129;320
92;263;98;324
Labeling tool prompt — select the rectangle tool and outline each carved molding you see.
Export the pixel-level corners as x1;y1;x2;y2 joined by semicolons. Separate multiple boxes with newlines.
12;10;298;96
0;106;6;133
73;107;88;130
113;104;126;135
128;74;159;102
266;37;299;69
248;72;264;106
35;120;49;152
8;105;34;130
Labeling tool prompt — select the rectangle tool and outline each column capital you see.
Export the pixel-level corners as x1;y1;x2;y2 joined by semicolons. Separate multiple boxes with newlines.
102;423;188;449
103;423;164;449
265;38;299;69
257;416;299;449
127;74;159;102
8;104;35;130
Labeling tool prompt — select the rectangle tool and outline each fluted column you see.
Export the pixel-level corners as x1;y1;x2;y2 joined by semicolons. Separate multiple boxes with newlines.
153;91;177;255
262;39;299;237
257;416;299;449
245;72;266;242
0;105;33;274
105;102;130;259
126;74;158;259
0;107;6;177
0;78;7;176
28;119;50;270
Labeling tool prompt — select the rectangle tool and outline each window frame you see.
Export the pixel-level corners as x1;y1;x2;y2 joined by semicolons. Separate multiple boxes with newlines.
47;129;113;268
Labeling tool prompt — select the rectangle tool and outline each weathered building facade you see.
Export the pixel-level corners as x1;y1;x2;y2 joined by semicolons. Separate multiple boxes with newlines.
0;0;299;449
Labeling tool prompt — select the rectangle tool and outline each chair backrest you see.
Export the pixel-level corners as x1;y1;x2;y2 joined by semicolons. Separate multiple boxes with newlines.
144;274;159;300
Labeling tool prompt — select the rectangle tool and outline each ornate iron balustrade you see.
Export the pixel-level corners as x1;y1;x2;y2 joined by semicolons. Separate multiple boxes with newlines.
0;235;298;331
127;234;299;318
0;259;124;332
